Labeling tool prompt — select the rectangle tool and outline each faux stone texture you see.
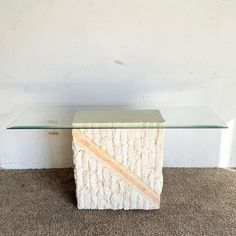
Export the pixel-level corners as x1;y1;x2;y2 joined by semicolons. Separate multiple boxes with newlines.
72;129;164;210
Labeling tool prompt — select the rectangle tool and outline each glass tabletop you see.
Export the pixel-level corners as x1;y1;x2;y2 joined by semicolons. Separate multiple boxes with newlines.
6;106;227;129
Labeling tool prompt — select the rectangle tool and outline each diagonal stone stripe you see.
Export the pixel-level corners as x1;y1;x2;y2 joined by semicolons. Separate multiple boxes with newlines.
72;129;160;207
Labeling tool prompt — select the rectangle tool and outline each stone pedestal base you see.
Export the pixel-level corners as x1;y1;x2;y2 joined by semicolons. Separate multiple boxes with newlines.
72;129;164;210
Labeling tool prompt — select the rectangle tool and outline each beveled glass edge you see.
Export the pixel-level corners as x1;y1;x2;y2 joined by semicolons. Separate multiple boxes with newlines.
7;125;228;129
6;106;228;130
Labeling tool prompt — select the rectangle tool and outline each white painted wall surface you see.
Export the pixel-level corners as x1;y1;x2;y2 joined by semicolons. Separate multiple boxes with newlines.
0;0;236;168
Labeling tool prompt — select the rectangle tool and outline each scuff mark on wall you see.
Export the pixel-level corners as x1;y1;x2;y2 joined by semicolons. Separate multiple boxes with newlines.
114;60;126;66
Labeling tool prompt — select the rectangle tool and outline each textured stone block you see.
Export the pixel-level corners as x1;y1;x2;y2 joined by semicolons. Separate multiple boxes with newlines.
73;128;164;210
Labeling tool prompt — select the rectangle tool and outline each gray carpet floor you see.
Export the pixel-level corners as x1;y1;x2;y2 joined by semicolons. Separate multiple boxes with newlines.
0;168;236;236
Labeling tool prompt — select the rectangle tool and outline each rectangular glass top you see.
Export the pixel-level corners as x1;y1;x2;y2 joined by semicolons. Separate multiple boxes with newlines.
7;106;227;129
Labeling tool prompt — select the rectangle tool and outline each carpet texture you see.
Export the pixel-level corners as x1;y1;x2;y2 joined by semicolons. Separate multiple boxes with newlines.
0;168;236;236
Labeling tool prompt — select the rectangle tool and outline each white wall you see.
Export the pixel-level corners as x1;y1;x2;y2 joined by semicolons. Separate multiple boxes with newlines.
0;0;236;168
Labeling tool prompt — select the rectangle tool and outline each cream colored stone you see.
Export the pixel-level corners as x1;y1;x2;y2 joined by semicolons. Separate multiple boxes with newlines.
73;128;164;210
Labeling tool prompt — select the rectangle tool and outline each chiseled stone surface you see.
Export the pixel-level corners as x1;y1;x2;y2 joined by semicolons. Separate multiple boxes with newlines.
73;129;164;210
